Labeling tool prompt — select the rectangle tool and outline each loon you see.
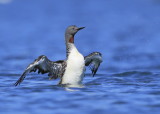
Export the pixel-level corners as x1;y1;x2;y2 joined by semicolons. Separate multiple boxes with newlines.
14;25;102;87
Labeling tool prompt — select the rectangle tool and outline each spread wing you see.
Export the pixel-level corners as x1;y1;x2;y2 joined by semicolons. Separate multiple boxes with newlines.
85;52;102;76
14;55;66;86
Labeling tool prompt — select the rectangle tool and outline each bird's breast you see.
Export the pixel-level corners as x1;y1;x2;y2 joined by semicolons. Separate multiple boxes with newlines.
61;45;85;85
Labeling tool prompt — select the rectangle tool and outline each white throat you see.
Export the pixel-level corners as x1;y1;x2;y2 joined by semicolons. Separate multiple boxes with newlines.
61;44;85;86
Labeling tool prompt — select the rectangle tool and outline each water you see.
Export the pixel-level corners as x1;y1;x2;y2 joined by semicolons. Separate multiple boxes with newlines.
0;0;160;114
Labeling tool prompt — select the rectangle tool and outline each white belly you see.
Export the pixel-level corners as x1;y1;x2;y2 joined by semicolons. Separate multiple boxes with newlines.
61;44;85;86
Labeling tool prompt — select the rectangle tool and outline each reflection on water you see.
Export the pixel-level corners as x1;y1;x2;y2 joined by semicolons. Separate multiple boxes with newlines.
0;0;160;113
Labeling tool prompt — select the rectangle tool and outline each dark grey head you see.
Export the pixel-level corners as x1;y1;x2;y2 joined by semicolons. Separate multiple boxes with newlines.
65;25;85;44
65;25;85;36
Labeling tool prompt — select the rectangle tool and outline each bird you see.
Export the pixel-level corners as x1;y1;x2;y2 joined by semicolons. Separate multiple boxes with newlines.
14;25;102;87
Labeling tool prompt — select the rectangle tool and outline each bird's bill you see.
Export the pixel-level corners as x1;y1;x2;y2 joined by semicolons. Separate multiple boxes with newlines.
77;27;85;30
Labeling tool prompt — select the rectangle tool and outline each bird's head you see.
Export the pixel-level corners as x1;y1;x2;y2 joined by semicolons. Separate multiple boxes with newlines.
65;25;85;36
65;25;85;43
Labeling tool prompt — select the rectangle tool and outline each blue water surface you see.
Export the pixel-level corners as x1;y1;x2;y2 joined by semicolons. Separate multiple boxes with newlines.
0;0;160;114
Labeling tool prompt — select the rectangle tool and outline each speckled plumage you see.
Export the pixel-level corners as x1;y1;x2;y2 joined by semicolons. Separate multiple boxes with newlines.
14;25;102;87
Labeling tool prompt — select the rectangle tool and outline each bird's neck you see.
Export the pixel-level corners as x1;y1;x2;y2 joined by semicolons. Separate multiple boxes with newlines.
65;34;75;58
